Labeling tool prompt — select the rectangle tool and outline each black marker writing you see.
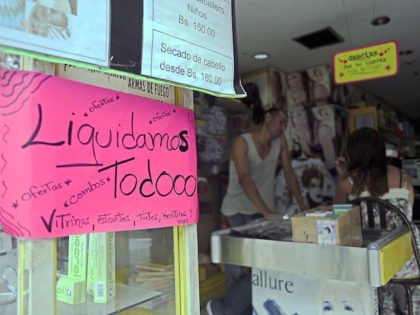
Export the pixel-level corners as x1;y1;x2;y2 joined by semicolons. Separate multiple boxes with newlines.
21;180;64;201
98;157;197;199
22;104;65;148
97;212;130;224
64;178;107;206
21;104;190;168
41;209;90;233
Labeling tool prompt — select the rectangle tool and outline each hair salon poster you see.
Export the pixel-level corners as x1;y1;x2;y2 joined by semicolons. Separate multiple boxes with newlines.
252;268;378;315
0;69;198;238
110;0;244;96
275;157;335;216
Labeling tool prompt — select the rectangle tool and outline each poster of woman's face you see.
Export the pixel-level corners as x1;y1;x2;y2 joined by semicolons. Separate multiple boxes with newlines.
290;105;308;129
301;167;323;207
307;65;331;104
288;104;337;171
0;0;25;30
26;0;78;40
0;0;78;39
288;105;314;156
320;281;367;314
0;53;21;69
312;105;336;134
285;71;309;109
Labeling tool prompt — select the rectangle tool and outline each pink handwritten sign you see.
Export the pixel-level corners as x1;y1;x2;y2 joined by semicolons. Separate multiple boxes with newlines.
0;69;198;238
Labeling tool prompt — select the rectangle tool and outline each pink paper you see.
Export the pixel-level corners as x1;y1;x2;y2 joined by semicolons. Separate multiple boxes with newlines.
0;69;198;238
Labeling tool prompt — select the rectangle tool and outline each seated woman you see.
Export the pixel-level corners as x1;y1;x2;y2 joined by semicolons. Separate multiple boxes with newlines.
334;127;419;314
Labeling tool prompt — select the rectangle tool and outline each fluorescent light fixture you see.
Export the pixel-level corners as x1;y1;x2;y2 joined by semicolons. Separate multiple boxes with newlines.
253;53;269;60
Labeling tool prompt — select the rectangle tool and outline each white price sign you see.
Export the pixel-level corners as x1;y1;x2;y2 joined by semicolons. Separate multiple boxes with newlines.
142;0;239;95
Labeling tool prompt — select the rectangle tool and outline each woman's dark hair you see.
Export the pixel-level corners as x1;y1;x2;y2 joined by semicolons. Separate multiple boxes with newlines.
302;167;323;187
241;82;264;124
346;128;388;197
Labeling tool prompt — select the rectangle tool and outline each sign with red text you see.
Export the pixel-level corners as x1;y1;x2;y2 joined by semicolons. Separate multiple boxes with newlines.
333;41;399;84
0;69;198;238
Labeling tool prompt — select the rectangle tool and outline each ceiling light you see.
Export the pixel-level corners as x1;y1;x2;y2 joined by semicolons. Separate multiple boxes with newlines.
253;53;269;60
371;16;390;26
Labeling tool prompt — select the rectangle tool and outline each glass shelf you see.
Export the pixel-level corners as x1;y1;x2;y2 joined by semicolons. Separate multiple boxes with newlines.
0;284;162;315
0;281;16;315
58;284;161;315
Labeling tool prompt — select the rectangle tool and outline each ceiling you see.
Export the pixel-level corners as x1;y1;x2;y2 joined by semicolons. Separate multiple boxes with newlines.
234;0;420;119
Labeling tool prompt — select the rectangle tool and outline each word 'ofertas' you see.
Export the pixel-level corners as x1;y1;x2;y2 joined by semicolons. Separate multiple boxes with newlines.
22;104;190;167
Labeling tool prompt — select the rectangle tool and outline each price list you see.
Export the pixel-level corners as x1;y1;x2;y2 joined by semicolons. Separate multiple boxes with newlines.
142;0;236;95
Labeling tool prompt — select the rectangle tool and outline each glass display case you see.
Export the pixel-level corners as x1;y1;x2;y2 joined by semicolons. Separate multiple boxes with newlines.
0;225;199;315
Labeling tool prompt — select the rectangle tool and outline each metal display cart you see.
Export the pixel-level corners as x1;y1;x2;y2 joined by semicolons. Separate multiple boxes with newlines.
211;221;412;314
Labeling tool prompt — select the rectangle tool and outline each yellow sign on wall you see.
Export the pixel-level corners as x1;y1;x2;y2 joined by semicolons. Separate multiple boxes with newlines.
333;41;399;84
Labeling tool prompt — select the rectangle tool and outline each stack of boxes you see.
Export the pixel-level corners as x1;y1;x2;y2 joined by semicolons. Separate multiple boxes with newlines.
57;232;115;305
290;205;363;246
57;234;88;304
